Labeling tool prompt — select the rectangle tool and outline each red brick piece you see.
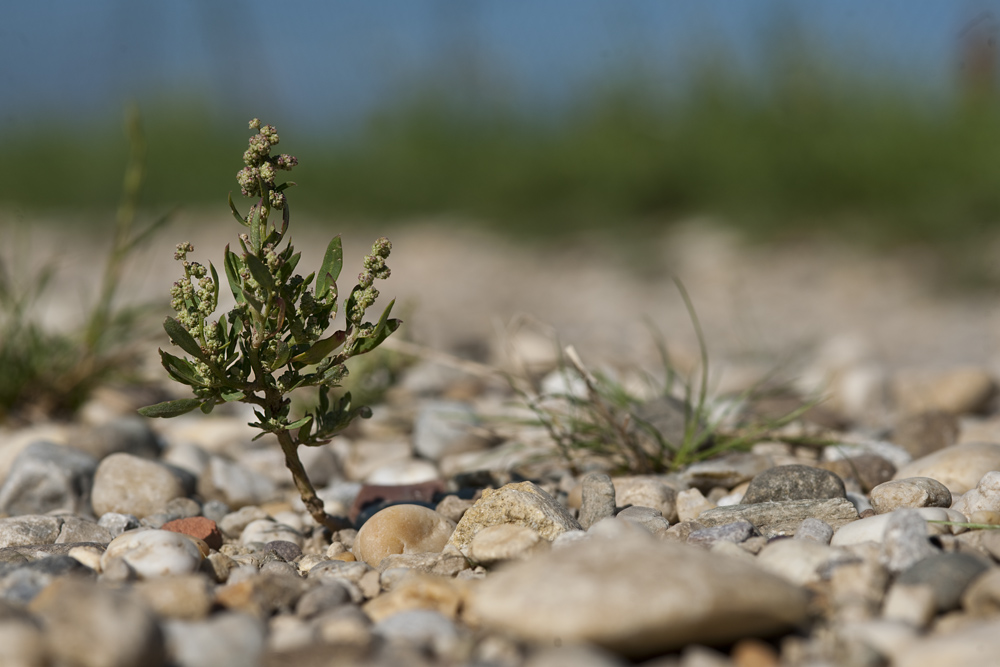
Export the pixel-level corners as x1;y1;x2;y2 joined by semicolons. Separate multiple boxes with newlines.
162;517;223;551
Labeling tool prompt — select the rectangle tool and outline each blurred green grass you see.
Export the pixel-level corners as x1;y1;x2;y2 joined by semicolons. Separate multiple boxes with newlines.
6;63;1000;263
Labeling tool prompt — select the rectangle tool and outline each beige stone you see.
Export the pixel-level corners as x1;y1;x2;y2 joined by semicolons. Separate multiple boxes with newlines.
447;481;580;558
91;453;186;518
353;505;456;568
362;573;469;623
962;567;1000;616
468;531;808;657
870;477;951;514
893;442;1000;495
612;476;678;522
470;524;547;566
953;471;1000;517
892;367;996;415
675;488;715;522
134;574;214;620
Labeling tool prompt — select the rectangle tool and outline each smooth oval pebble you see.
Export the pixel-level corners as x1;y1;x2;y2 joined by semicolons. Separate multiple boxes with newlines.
470;524;544;566
354;505;456;568
101;529;204;578
869;477;952;514
91;453;187;519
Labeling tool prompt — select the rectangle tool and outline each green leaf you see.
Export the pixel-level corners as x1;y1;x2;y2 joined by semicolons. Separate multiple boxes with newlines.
223;246;245;304
228;192;249;227
286;415;312;429
209;261;220;308
291;330;346;365
297;416;314;442
271;339;291;370
353;300;400;355
138;398;203;418
159;350;206;387
163;317;206;360
221;389;245;402
243;289;264;317
316;236;343;299
244;253;275;297
249;205;262;254
200;400;216;414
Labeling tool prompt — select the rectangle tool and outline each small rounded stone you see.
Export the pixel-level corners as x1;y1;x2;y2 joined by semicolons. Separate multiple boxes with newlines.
353;505;456;568
870;477;952;514
470;524;544;566
742;465;846;504
91;453;187;519
102;529;204;579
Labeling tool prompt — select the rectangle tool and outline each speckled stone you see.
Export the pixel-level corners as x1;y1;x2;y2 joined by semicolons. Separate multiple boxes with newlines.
742;464;846;504
870;477;952;514
447;482;580;559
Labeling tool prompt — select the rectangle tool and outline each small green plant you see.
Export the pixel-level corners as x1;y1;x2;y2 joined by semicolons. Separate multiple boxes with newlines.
0;106;168;422
139;119;399;531
512;278;819;474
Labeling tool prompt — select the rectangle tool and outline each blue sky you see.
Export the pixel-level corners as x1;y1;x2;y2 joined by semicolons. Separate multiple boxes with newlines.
0;1;990;133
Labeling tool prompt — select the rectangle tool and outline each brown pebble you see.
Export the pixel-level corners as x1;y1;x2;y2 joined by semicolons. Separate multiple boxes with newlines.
859;509;876;519
162;517;223;551
732;638;780;667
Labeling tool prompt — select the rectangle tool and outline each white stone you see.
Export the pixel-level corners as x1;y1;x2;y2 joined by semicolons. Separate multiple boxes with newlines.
831;508;963;546
240;519;303;548
101;529;203;579
952;470;1000;517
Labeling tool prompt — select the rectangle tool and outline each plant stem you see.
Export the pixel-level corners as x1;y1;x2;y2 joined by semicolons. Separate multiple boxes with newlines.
275;428;350;532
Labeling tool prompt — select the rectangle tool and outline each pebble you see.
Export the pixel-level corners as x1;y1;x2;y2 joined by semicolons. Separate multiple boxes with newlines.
960;566;1000;615
434;495;475;524
612;476;678;522
578;472;616;529
687;521;755;549
882;582;937;628
952;470;1000;517
742;464;846;504
756;538;849;586
0;441;98;516
896;552;992;613
413;400;490;461
615;506;670;537
162;612;265;667
29;578;164;667
870;477;952;514
161;517;223;551
794;518;834;544
218;505;270;538
880;509;939;573
353;505;456;568
447;481;580;558
215;569;309;617
0;516;68;548
468;531;808;657
295;581;353;618
266;540;303;563
91;453;187;519
196;455;278;509
675;488;716;522
101;529;203;579
239;519;303;548
698;498;859;538
818;453;896;493
470;524;545;566
133;573;213;620
891;619;1000;667
893;441;1000;494
363;573;468;623
831;507;961;546
373;609;464;659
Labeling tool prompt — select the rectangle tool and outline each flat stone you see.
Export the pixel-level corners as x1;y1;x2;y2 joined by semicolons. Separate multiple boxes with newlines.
375;552;470;577
870;477;952;514
742;464;846;504
0;441;97;516
91;453;187;519
698;498;859;538
893;442;1000;495
29;578;164;667
55;516;112;544
831;508;961;546
0;516;63;548
101;529;203;579
447;482;580;558
615;506;670;538
354;505;456;568
578;473;616;530
470;524;545;566
687;521;755;549
468;531;809;657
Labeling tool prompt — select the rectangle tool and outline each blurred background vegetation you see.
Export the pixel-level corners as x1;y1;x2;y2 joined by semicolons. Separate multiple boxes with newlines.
4;3;1000;275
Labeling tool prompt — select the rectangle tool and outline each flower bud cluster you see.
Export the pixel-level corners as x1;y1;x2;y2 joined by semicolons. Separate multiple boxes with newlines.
169;242;218;344
236;119;296;205
349;238;393;324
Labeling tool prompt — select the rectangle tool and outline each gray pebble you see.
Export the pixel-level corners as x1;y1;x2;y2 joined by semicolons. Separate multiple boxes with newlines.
687;521;756;549
0;441;97;517
266;540;303;563
98;513;140;538
897;552;992;612
201;500;230;525
296;582;352;618
743;464;846;504
880;509;939;574
615;506;670;537
373;609;463;659
794;518;834;545
579;473;616;530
